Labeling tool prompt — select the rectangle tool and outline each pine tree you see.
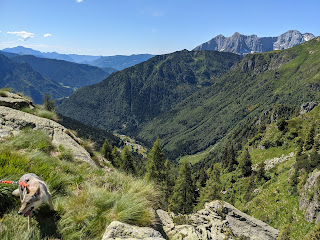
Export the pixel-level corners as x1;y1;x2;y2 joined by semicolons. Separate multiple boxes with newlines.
198;168;208;188
101;139;113;161
111;146;121;168
239;148;252;177
304;124;315;151
145;138;165;183
163;159;174;207
170;161;195;214
121;146;135;174
222;144;237;172
196;163;221;209
256;162;266;181
43;93;55;111
226;145;237;172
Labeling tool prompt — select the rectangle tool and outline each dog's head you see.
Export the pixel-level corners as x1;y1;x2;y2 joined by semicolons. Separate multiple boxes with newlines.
18;186;41;217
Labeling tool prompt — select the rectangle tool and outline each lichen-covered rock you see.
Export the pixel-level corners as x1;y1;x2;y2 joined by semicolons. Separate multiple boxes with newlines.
0;91;34;110
0;106;95;165
299;171;320;224
157;200;280;240
102;221;165;240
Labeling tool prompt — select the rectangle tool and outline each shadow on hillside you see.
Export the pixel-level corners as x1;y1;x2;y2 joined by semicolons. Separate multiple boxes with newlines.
34;205;61;239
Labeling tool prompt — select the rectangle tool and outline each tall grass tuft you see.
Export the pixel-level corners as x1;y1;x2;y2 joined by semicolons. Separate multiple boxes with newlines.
6;128;53;153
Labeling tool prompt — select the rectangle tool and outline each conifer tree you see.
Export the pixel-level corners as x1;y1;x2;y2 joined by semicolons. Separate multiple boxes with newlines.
239;148;252;177
196;163;221;209
43;93;55;111
222;144;237;172
163;159;174;206
101;139;113;161
198;167;208;188
145;138;165;183
304;124;315;151
121;145;135;174
170;161;195;214
226;145;237;172
111;146;121;168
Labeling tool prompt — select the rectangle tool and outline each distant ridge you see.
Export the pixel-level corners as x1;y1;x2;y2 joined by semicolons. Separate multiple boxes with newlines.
194;30;315;55
2;46;154;70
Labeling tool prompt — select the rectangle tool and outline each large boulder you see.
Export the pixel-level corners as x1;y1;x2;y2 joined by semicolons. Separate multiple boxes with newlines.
102;221;165;240
0;106;95;165
157;200;280;240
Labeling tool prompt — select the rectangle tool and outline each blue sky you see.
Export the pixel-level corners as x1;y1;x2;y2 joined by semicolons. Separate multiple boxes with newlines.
0;0;319;56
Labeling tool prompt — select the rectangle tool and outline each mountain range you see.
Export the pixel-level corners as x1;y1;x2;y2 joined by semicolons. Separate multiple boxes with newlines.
57;50;242;133
0;53;72;103
58;36;320;159
2;46;154;70
0;52;111;103
194;30;315;55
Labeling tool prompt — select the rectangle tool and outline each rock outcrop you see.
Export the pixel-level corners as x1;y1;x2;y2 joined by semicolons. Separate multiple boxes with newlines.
0;105;95;165
299;171;320;224
253;152;295;171
300;102;317;115
102;221;165;240
0;91;34;110
194;30;315;55
157;200;280;240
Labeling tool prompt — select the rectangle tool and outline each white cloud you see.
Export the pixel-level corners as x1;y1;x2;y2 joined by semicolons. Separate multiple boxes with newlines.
44;33;52;38
7;31;34;41
76;0;83;2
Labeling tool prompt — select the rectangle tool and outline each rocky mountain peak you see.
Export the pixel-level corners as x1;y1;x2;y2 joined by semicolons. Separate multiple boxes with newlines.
194;30;315;55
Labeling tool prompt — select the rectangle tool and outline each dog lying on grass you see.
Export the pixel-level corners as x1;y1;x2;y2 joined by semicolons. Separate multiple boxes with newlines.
12;173;54;217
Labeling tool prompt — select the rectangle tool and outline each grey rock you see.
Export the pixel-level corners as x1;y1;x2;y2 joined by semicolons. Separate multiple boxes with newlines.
194;30;315;55
300;102;317;115
273;30;315;50
157;200;279;240
102;221;165;240
0;105;95;165
299;171;320;224
0;91;34;110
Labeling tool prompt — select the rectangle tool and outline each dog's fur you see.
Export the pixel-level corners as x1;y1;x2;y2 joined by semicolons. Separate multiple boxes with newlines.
12;173;54;217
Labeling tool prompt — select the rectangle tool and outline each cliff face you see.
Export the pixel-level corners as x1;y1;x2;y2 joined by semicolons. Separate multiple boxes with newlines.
194;30;315;55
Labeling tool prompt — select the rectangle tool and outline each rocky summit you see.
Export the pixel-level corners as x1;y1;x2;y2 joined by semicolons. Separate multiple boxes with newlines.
194;30;315;55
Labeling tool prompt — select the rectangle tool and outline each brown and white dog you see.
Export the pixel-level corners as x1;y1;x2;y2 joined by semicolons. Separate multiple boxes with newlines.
12;173;54;217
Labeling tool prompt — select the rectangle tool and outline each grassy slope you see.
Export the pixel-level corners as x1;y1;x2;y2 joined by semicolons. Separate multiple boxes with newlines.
218;106;320;239
0;128;160;240
138;38;320;159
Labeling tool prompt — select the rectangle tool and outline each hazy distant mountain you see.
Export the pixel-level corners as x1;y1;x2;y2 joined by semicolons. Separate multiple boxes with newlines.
2;46;100;63
2;46;154;70
194;30;315;55
90;54;155;70
0;53;72;103
9;54;110;90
